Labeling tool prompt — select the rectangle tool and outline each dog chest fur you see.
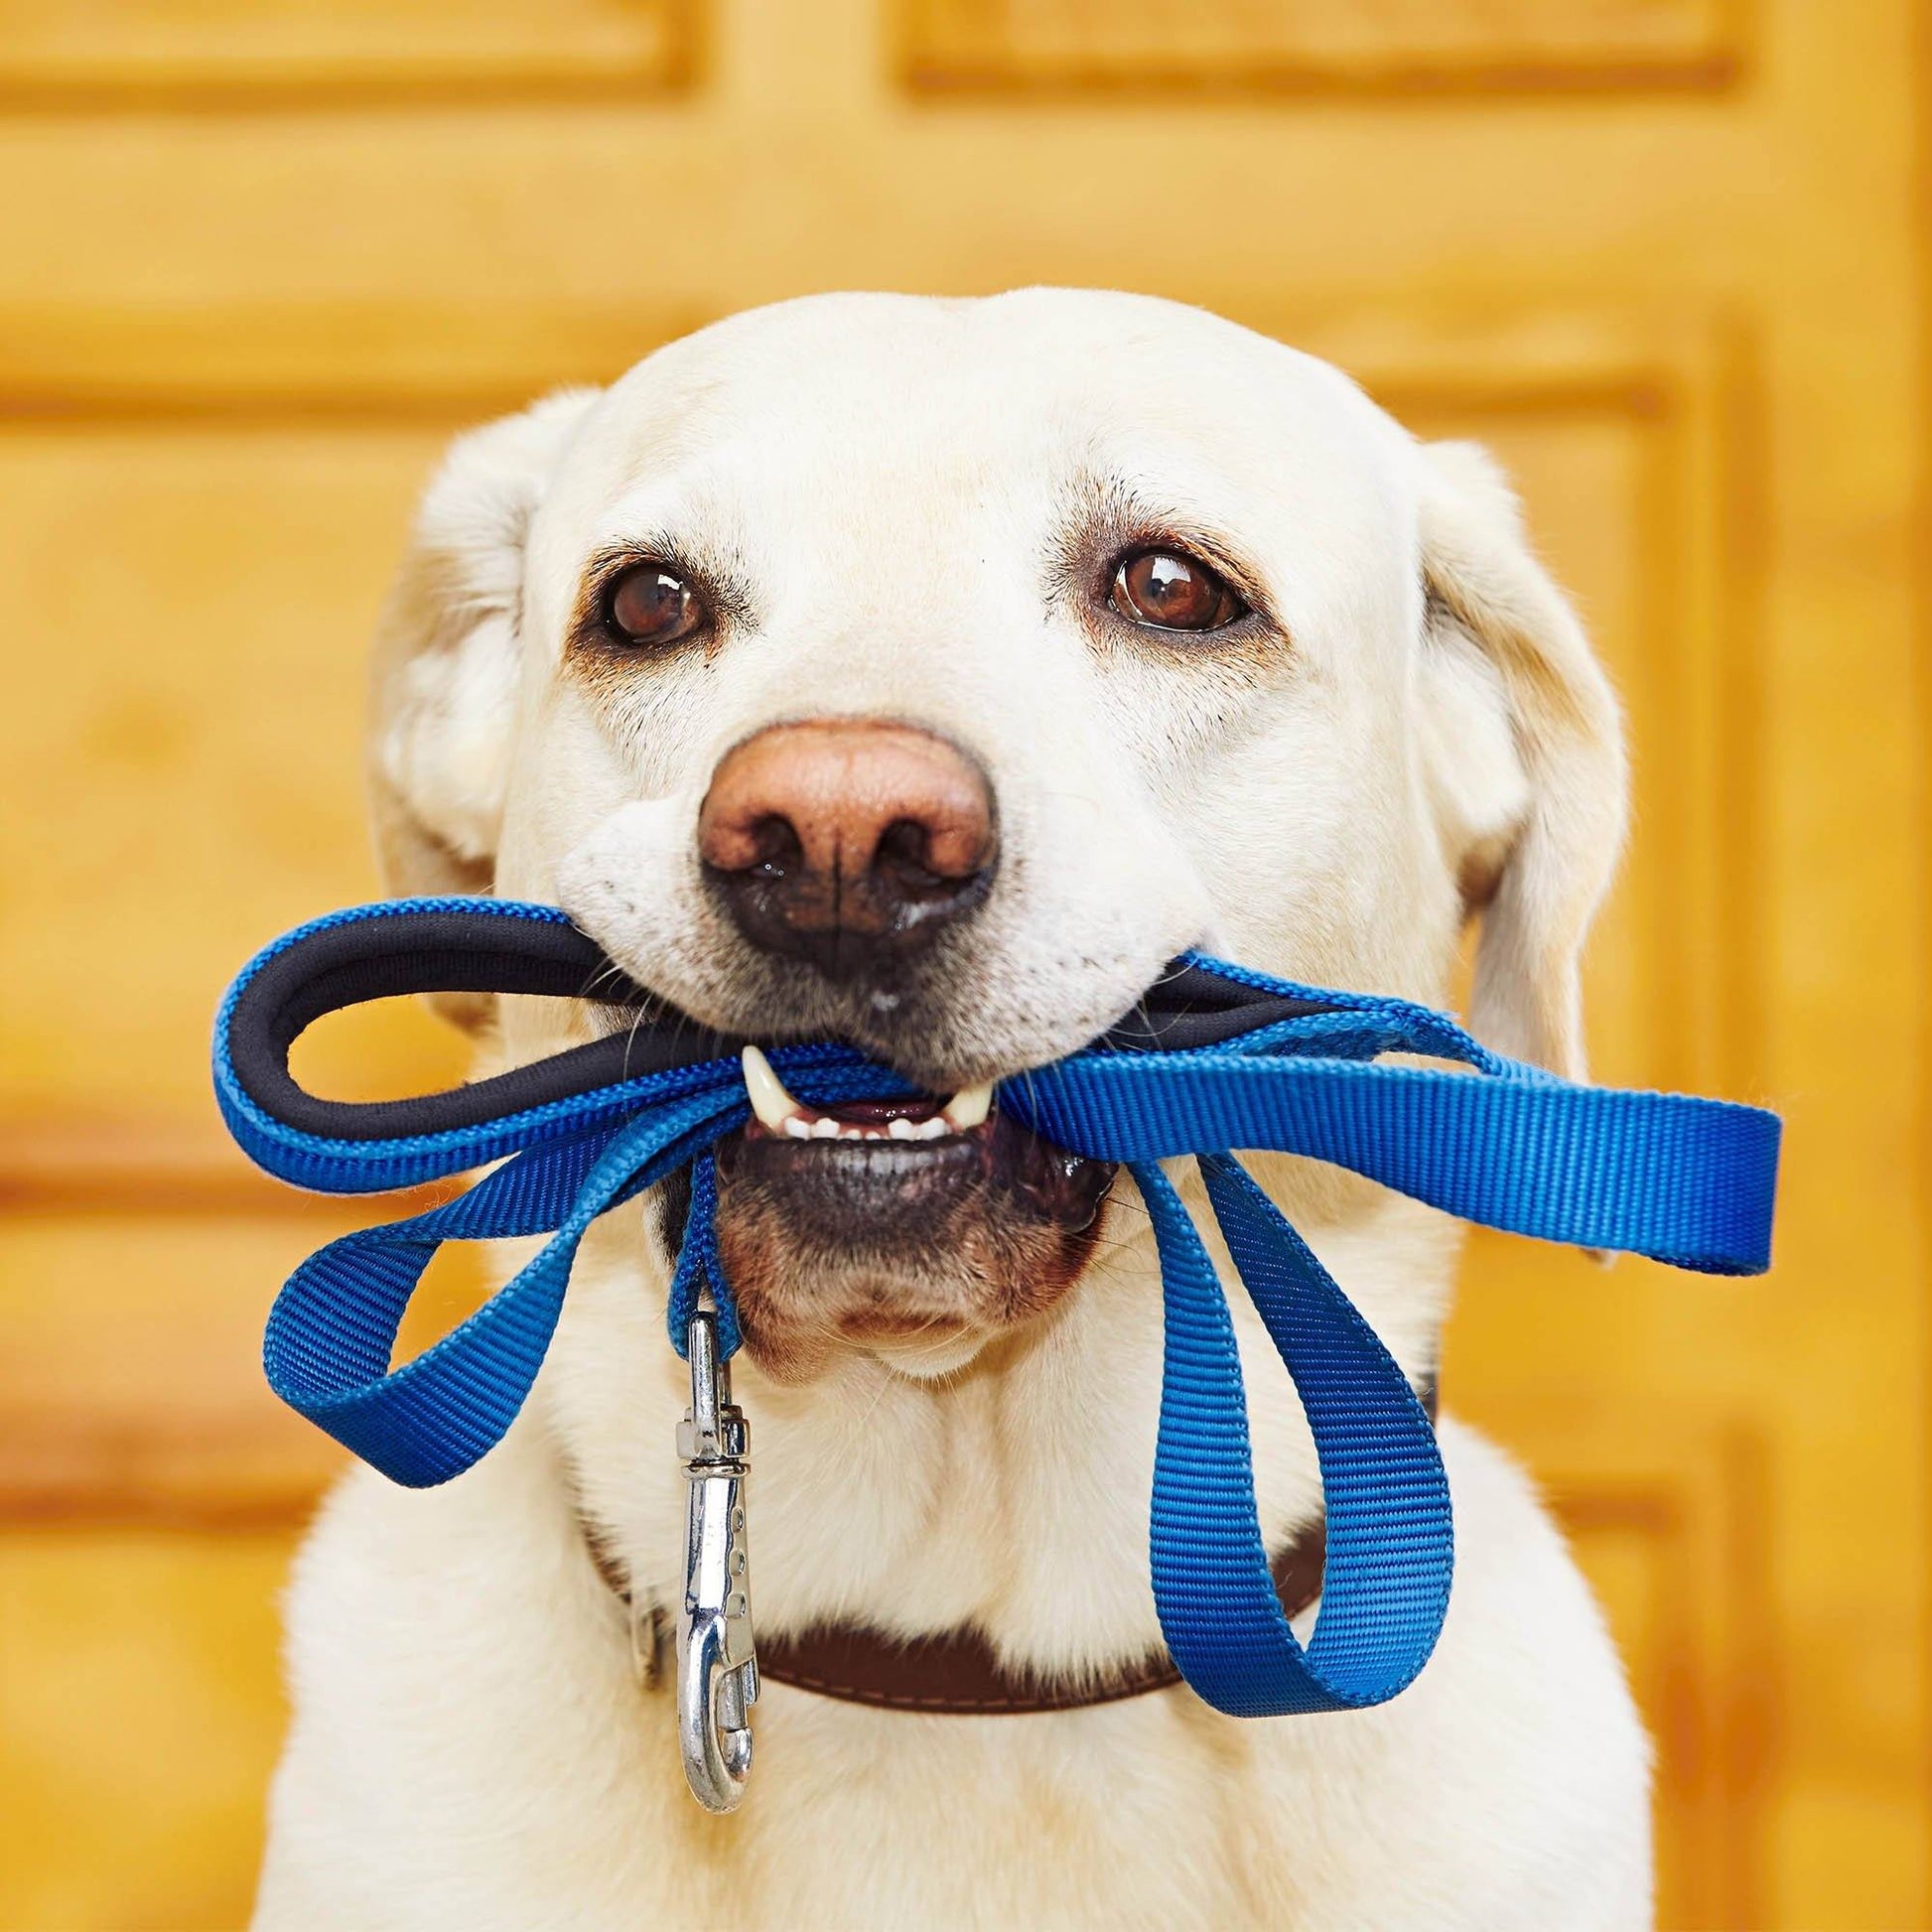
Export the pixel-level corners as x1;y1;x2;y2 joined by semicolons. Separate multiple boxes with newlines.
258;1408;1647;1930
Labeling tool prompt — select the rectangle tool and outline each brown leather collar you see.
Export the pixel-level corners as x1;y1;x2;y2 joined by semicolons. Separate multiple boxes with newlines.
583;1519;1324;1715
583;1376;1435;1717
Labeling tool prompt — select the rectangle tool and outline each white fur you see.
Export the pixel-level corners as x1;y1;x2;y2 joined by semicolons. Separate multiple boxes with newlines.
260;290;1648;1929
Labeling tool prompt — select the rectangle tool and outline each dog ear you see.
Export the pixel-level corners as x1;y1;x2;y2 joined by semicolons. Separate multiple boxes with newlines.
366;386;599;1029
368;385;599;897
1415;440;1627;1081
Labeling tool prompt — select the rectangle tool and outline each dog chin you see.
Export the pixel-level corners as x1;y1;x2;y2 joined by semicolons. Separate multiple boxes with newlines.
868;1326;1000;1381
707;1106;1115;1384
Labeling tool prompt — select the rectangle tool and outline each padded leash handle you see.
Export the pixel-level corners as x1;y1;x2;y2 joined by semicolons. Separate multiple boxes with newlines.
217;898;729;1154
213;897;1329;1191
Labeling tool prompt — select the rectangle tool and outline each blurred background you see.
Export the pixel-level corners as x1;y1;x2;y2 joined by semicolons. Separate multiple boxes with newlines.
0;0;1924;1925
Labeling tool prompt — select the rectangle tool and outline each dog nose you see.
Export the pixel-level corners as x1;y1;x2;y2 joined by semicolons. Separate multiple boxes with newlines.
698;721;998;977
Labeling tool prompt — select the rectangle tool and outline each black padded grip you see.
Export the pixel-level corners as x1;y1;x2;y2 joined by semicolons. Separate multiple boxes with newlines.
223;906;1325;1146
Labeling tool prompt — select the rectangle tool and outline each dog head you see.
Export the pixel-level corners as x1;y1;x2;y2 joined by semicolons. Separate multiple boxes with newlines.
370;290;1624;1384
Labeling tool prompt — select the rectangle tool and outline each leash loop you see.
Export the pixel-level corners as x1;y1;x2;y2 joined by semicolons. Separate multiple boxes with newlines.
1135;1156;1451;1715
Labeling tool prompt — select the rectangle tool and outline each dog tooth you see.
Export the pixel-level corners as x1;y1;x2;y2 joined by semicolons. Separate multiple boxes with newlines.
741;1045;800;1133
942;1082;994;1131
887;1117;918;1140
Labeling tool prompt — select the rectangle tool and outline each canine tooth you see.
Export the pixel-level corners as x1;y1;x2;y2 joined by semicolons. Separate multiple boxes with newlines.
942;1082;994;1131
810;1115;841;1139
887;1117;917;1141
741;1045;800;1133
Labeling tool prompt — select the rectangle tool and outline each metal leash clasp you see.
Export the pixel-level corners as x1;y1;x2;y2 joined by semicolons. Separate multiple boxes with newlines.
676;1309;758;1813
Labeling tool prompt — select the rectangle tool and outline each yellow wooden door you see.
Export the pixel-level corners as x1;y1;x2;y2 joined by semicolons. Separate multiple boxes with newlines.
1;2;1924;1925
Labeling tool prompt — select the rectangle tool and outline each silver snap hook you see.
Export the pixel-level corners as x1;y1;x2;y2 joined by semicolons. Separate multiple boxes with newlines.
676;1309;758;1812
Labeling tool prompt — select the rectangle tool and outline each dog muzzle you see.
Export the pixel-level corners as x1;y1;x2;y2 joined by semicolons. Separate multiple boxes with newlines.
212;897;1781;1812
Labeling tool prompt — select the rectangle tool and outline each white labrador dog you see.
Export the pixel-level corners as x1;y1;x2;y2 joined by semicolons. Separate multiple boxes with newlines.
256;290;1649;1930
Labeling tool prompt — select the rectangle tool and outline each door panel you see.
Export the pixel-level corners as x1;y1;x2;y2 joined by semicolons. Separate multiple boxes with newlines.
0;0;689;101
0;1;1921;1923
0;1530;293;1932
902;0;1740;90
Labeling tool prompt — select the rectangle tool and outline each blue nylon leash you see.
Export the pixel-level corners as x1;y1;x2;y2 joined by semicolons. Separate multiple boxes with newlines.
211;896;1780;1722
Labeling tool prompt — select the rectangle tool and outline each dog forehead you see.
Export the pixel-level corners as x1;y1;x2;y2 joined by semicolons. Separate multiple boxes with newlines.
544;291;1411;539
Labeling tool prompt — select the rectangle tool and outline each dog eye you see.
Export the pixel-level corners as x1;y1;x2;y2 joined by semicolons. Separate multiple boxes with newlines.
1109;549;1247;633
605;562;706;648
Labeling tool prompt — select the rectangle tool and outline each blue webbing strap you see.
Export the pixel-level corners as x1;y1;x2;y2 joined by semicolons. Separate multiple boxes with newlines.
1136;1156;1451;1717
212;897;1780;1719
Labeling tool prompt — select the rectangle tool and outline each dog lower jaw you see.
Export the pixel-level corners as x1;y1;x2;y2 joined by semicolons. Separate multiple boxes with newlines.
707;1112;1116;1384
867;1327;997;1380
